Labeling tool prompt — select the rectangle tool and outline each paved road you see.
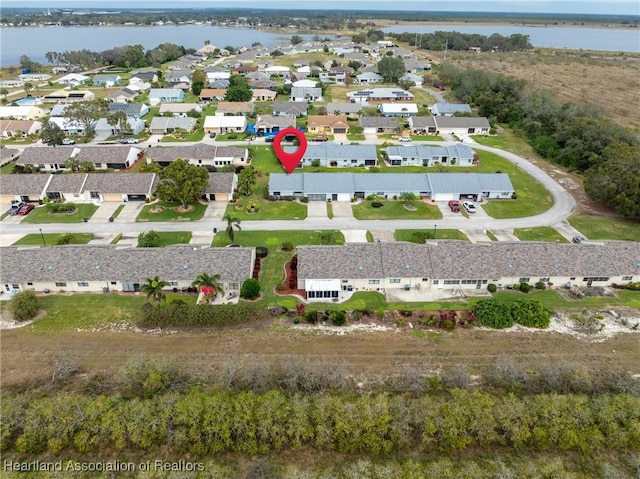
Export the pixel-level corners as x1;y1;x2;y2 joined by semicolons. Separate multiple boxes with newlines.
1;138;577;239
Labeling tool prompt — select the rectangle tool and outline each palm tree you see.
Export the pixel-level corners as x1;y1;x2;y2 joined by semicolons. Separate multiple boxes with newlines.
191;272;224;302
222;213;241;244
141;276;169;303
23;82;34;97
319;231;337;245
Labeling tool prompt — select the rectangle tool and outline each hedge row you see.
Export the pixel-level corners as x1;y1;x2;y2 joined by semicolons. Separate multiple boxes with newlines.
2;390;638;456
473;298;551;329
137;302;264;327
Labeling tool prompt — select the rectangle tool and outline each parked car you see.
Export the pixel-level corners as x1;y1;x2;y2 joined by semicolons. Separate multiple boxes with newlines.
398;136;412;142
265;137;275;143
7;201;26;215
119;138;139;144
310;136;328;142
17;204;35;216
209;132;216;138
462;201;476;213
61;138;76;145
448;200;460;212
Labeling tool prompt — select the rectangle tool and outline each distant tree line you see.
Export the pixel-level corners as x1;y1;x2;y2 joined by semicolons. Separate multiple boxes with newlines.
437;64;640;217
389;30;532;51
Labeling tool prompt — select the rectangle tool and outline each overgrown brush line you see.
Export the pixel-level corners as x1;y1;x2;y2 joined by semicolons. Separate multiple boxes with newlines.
2;389;638;456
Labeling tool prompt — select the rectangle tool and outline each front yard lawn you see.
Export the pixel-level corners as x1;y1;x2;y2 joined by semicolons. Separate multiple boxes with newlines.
394;229;469;242
160;127;205;143
352;200;442;220
568;215;640;242
12;233;94;246
224;199;307;221
20;204;99;224
211;230;344;247
150;231;192;247
250;146;287;173
514;227;569;243
136;202;207;222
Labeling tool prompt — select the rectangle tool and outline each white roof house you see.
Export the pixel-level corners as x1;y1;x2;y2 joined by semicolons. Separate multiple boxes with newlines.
203;115;247;133
57;73;90;86
0;106;45;120
379;103;419;117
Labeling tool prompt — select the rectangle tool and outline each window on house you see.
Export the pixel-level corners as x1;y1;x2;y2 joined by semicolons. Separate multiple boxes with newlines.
622;276;633;281
539;277;550;283
443;280;460;285
461;279;478;284
170;281;178;286
422;278;429;282
110;281;117;285
27;282;33;286
368;279;380;285
570;277;576;280
433;280;439;284
77;282;89;287
583;277;610;282
389;278;401;283
519;278;530;283
55;282;67;287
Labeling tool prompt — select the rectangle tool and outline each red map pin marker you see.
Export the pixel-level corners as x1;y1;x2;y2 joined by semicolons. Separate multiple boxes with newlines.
272;127;307;174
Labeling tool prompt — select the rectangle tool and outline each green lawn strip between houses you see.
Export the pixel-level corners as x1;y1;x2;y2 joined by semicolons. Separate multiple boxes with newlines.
353;200;442;220
225;177;307;221
12;233;93;246
19;204;99;224
513;227;569;243
568;215;640;242
394;229;469;242
149;231;192;247
136;202;207;222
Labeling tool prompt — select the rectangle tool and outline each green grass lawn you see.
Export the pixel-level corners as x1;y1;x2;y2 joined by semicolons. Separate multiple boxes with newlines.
250;146;288;174
160;127;205;143
514;227;569;243
411;135;443;141
225;177;307;220
111;204;125;218
394;229;469;242
327;202;334;219
347;134;365;141
136;202;207;222
211;230;344;248
12;233;93;246
352;200;442;220
485;230;499;241
472;127;540;158
0;162;16;174
151;231;192;247
20;204;99;224
568;215;640;242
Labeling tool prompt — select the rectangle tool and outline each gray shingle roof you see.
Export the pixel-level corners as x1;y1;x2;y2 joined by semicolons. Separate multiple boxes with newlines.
145;145;246;163
0;174;50;195
46;174;87;194
326;103;363;114
17;146;76;165
149;117;197;131
272;102;308;115
82;173;156;195
408;116;437;128
205;172;234;194
386;144;475;161
283;144;377;162
298;242;640;281
17;146;139;166
0;246;255;283
435;116;490;129
352;173;429;193
431;103;472;115
359;117;402;128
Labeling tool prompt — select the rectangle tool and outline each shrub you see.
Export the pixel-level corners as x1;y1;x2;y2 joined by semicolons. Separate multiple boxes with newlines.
56;233;74;245
410;231;433;243
241;278;261;299
519;282;532;293
366;194;379;201
280;241;294;251
369;166;380;172
441;318;455;331
371;201;384;208
487;283;497;293
535;281;546;290
472;299;513;329
137;230;160;247
303;310;318;324
328;310;347;326
300;197;309;203
399;310;413;317
310;159;321;167
510;298;551;329
10;290;39;322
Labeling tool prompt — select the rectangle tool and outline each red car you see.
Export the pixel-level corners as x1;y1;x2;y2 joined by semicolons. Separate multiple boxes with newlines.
448;200;460;212
17;204;35;215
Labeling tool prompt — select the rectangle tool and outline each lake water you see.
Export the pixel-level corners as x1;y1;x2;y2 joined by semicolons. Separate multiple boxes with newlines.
1;23;638;67
0;25;309;66
382;24;640;53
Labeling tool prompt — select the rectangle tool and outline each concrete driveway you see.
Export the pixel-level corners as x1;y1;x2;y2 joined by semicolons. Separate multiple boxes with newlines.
307;201;327;219
115;201;145;222
203;201;228;220
437;201;463;219
91;202;122;222
342;230;369;243
333;134;348;143
331;201;354;219
460;229;492;243
491;229;520;241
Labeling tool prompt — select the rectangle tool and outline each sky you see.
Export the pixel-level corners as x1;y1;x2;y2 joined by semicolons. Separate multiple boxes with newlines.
2;1;639;16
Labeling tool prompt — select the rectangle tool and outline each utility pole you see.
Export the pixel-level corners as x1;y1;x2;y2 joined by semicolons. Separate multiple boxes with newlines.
443;40;448;62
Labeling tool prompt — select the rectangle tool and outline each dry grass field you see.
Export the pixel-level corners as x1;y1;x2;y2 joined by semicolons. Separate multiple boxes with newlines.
438;49;640;129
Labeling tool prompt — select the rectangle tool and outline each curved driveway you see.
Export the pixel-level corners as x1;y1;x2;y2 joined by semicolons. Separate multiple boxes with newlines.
1;140;576;237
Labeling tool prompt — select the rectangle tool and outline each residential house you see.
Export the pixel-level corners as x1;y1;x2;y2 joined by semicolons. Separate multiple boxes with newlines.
108;103;149;119
106;88;138;103
0;174;50;203
292;79;318;88
408;116;438;134
149;117;197;135
145;145;249;169
92;74;122;87
359;117;402;134
57;73;90;86
159;103;202;117
129;71;158;83
203;115;246;135
0;146;20;168
399;73;423;87
16;146;143;172
318;71;346;84
253;115;295;135
215;102;254;116
356;72;383;84
126;82;151;92
283;144;378;168
203;172;236;201
45;173;88;202
165;70;191;88
290;87;323;102
94;117;146;137
295;241;640;301
347;88;414;103
268;172;513;201
80;173;157;202
209;79;230;89
42;90;95;103
148;88;185;106
247;71;271;81
47;117;89;136
206;70;231;82
404;59;431;73
0;119;42;138
1;245;255;297
379;103;419;117
272;102;308;118
0;106;44;120
435;116;491;135
385;143;478;167
250;79;278;90
18;73;51;82
429;103;473;116
325;103;363;118
307;115;349;135
234;66;258;75
263;65;290;76
199;89;227;101
251;89;277;101
0;80;24;88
